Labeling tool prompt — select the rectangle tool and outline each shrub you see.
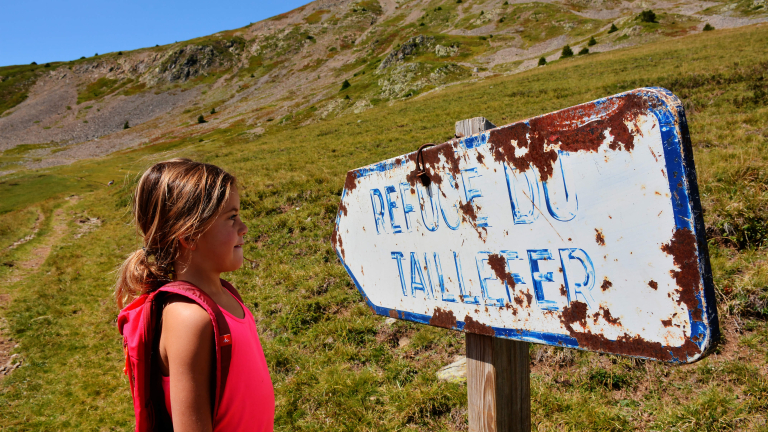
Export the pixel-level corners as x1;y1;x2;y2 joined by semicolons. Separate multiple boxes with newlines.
44;63;50;68
538;57;547;66
499;17;505;23
456;0;462;3
703;23;715;31
340;79;351;91
608;23;618;33
479;36;487;40
30;61;37;65
118;51;123;55
210;107;216;114
579;47;589;55
123;121;130;129
306;35;315;40
561;45;574;58
638;10;657;23
588;36;597;46
80;56;85;60
250;73;255;78
197;114;206;124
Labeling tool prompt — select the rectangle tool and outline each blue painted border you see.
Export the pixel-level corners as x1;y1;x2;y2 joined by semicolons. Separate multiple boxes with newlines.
333;88;718;363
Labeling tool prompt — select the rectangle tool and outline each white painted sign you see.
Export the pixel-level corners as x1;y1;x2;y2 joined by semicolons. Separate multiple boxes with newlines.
333;88;718;363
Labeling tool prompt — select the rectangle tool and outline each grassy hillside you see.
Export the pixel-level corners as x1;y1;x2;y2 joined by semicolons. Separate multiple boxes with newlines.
1;23;767;431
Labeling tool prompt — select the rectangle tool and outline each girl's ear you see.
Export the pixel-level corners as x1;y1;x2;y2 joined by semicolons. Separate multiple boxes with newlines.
178;236;197;251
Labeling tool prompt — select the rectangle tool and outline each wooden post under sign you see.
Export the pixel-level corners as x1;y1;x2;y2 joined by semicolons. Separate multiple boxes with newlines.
457;117;531;432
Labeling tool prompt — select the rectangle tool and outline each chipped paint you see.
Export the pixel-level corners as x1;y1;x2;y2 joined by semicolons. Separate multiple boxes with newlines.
332;88;718;364
463;315;495;336
595;229;606;246
430;307;458;329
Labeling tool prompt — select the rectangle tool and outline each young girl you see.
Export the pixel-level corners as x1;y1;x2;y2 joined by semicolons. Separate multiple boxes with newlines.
116;158;274;431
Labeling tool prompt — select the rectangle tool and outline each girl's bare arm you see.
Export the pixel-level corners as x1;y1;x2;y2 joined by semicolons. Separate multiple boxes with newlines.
161;299;214;432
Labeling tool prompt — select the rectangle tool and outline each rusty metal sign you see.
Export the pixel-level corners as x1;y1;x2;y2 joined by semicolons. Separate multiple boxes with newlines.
332;88;719;363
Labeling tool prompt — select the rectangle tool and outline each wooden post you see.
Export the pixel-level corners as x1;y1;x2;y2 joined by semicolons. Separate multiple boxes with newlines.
467;335;531;432
456;117;531;432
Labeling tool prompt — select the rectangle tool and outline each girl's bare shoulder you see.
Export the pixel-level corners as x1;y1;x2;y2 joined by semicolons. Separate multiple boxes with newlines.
162;294;212;333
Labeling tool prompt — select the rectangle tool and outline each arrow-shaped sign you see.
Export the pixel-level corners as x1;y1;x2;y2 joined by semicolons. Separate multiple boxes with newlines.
333;88;718;363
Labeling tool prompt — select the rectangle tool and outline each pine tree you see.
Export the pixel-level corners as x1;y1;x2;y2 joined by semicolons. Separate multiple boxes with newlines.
588;37;597;46
123;121;130;129
198;115;206;124
638;10;657;23
538;57;547;66
341;79;351;91
210;107;216;115
561;45;574;58
608;23;618;33
578;47;589;55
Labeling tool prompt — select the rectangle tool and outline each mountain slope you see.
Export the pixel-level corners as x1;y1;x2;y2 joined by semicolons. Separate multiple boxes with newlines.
0;0;766;175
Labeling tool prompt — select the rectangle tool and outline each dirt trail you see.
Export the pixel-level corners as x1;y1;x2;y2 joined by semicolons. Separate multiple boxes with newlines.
0;196;78;379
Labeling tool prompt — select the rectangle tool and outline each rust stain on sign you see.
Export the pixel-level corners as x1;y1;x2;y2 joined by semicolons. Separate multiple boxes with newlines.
661;228;703;322
406;140;463;188
463;315;495;336
429;307;457;329
338;200;348;217
344;171;358;192
458;201;479;224
561;301;701;361
601;278;613;291
595;229;606;246
649;280;658;290
331;227;345;260
488;253;517;289
487;93;649;181
594;306;621;325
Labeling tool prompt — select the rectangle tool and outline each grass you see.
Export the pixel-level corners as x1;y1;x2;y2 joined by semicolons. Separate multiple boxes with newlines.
493;2;605;45
77;77;125;104
1;23;768;431
305;9;330;24
0;207;39;251
0;64;46;116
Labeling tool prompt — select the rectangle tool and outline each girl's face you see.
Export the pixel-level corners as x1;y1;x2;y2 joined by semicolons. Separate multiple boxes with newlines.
193;186;248;273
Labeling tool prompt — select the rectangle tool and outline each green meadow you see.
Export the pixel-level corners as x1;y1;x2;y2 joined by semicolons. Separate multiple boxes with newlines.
1;24;767;431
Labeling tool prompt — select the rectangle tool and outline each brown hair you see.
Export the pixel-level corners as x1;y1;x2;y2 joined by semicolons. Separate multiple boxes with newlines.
115;158;237;308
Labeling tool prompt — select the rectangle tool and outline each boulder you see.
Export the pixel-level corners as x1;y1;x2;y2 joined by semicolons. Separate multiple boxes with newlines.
436;356;467;383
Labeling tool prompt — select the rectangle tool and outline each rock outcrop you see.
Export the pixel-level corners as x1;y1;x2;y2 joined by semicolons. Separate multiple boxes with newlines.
378;35;435;70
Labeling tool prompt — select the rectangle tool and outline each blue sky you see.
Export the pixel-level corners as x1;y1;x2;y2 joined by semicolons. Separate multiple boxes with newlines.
0;0;313;67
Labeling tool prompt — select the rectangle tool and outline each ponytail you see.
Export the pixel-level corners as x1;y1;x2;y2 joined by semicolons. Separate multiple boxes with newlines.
114;158;236;309
115;248;175;309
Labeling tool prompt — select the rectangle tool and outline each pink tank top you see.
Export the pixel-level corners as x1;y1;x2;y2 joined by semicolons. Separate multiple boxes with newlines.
161;293;275;431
